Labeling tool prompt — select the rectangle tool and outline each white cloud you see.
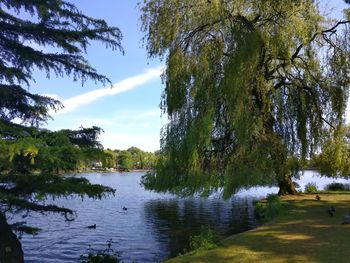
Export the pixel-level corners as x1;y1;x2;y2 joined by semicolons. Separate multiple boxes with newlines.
51;66;163;115
43;67;167;151
55;108;162;128
45;107;166;151
43;93;61;101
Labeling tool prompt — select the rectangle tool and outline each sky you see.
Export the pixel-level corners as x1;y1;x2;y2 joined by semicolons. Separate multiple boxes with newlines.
26;0;348;152
29;1;165;152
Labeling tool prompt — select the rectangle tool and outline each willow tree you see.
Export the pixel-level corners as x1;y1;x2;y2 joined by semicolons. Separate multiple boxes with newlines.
140;0;350;197
0;1;122;262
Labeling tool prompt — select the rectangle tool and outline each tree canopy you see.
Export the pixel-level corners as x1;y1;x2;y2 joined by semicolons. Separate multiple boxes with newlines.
0;1;122;262
140;0;350;197
0;0;122;131
112;147;157;171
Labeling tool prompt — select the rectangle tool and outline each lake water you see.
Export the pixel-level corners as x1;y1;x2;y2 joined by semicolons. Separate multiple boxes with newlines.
17;171;350;262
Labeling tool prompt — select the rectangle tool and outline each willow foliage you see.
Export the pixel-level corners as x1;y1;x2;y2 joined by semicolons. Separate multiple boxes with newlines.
141;0;350;197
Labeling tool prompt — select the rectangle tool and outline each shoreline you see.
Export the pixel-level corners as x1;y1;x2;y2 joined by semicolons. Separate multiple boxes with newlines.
74;169;153;173
166;193;350;262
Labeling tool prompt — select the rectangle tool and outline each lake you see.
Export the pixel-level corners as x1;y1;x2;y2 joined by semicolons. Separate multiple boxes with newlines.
17;171;350;262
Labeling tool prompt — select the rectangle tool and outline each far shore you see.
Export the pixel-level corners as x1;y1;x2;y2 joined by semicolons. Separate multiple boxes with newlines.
129;169;153;172
76;168;153;173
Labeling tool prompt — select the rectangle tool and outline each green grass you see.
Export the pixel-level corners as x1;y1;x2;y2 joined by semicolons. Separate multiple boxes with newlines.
316;190;350;194
166;194;350;263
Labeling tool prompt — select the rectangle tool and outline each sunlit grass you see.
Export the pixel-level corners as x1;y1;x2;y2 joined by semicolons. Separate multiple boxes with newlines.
166;194;350;263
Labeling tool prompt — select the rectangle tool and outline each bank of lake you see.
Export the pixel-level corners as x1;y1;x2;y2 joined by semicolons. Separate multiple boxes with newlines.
166;193;350;263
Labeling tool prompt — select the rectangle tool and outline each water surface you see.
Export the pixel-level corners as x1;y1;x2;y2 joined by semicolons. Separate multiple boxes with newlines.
17;171;349;262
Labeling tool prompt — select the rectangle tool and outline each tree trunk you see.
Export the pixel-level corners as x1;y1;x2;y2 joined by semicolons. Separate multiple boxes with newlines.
0;212;24;263
278;175;297;195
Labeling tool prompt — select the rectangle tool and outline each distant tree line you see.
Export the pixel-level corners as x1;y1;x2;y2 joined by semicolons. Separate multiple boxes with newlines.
0;126;158;174
1;125;102;174
99;147;158;172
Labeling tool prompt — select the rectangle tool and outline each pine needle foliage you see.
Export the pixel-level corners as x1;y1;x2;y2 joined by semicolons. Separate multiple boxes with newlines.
0;0;123;128
0;1;122;261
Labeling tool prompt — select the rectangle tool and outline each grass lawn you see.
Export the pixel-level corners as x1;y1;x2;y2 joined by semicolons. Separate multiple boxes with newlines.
166;194;350;263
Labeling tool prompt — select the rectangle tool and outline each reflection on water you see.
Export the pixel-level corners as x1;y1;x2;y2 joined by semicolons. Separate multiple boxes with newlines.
16;171;350;262
143;197;257;257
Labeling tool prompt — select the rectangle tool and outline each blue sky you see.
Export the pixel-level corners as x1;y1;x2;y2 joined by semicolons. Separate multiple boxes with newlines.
27;0;348;152
29;1;165;152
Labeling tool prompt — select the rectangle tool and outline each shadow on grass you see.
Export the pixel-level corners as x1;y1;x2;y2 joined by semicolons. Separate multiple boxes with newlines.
168;194;350;263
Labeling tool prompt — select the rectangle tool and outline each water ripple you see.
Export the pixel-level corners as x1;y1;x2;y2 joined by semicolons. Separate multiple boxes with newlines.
16;171;350;262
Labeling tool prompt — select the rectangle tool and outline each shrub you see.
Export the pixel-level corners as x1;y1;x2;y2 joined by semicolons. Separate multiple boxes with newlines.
324;182;350;191
79;239;121;263
304;182;318;193
255;194;283;220
189;226;219;251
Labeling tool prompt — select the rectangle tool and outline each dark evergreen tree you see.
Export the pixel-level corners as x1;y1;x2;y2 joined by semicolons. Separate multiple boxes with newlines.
0;1;122;262
0;0;122;131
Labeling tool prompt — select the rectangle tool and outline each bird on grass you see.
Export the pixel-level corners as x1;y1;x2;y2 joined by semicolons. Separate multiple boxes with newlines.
342;215;350;224
315;195;321;201
328;208;335;217
87;224;96;229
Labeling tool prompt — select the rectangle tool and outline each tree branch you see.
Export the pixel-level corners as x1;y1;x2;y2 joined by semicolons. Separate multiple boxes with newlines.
291;20;350;60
